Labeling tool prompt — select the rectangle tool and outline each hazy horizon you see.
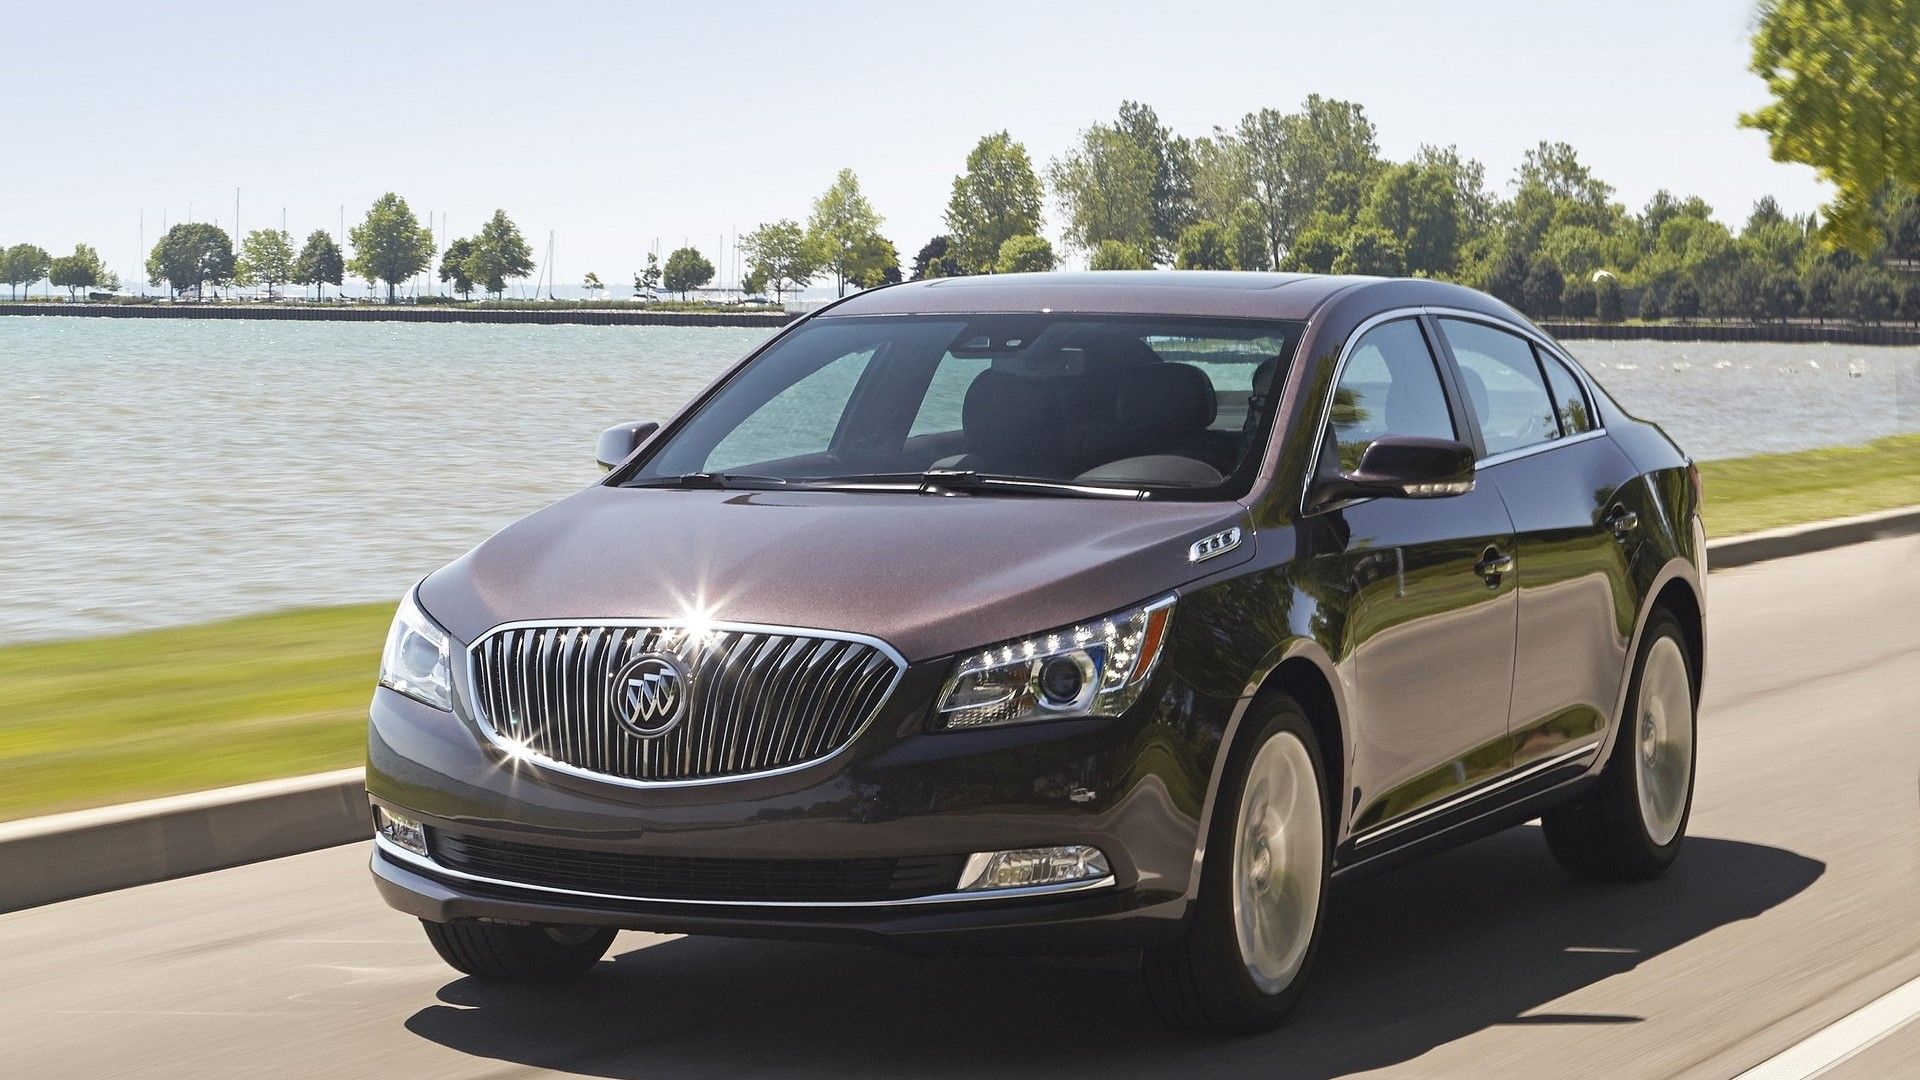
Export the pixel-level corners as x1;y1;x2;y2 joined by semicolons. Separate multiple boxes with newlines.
3;1;1827;291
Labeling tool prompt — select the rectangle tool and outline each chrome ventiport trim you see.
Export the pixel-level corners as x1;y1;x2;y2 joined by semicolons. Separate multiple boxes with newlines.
1189;526;1243;563
462;618;907;789
374;833;1116;908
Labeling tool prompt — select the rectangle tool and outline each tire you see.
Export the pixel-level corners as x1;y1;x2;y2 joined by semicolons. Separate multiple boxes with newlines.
1142;696;1331;1033
1542;609;1697;881
421;919;617;982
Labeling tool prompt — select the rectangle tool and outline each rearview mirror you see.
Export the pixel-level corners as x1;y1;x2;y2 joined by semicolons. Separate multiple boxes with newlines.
596;421;659;471
1314;436;1475;506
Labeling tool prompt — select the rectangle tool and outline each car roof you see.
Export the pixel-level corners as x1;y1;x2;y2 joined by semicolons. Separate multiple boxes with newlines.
818;271;1515;323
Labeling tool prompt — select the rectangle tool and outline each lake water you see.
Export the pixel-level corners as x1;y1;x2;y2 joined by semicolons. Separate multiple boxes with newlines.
4;318;1915;643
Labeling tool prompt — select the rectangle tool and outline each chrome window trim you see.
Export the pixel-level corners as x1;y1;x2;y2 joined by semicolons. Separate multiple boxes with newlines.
1348;739;1602;848
374;833;1116;909
461;618;907;790
1299;305;1611;515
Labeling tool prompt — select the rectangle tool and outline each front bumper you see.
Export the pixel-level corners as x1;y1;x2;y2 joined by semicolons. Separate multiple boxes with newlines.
366;654;1228;953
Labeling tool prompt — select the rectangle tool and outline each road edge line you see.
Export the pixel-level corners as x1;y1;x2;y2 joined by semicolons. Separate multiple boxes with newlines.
1733;972;1920;1080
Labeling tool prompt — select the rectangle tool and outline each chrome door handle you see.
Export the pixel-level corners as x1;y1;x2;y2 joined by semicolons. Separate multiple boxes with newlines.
1475;547;1514;586
1603;505;1640;542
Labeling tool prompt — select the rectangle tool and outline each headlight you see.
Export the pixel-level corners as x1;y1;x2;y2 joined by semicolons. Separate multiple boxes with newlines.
379;588;452;711
934;596;1175;730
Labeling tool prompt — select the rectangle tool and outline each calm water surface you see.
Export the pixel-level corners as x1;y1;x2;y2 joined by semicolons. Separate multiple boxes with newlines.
4;318;1915;642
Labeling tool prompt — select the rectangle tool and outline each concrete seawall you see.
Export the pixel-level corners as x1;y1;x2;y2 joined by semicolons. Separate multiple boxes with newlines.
1541;320;1920;346
0;302;799;329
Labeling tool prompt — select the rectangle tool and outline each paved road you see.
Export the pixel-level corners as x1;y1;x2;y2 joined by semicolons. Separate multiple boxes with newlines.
4;536;1917;1079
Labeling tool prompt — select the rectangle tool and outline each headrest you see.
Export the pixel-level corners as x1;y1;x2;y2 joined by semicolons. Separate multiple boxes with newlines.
961;368;1081;464
1087;363;1216;461
1456;365;1490;418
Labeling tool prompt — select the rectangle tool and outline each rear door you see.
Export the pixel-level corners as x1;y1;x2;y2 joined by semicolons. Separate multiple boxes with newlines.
1312;317;1521;841
1433;317;1641;770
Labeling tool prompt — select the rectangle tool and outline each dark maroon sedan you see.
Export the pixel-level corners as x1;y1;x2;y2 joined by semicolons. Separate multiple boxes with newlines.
368;272;1704;1031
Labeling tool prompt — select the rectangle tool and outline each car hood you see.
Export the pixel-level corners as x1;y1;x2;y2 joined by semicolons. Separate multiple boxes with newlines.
418;485;1254;661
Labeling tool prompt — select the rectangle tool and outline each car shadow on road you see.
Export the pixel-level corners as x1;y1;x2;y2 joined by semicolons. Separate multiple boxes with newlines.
403;828;1821;1079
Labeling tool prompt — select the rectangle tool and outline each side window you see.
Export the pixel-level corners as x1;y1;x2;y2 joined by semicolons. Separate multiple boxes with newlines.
1537;349;1595;435
1330;319;1455;470
706;349;874;471
1439;319;1558;456
907;354;991;438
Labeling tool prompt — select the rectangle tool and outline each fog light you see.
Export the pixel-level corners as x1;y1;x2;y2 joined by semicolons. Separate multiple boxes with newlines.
956;846;1110;892
373;806;427;856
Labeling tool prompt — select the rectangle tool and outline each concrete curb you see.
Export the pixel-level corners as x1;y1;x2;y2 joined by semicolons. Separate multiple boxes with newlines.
4;505;1916;913
1706;505;1920;570
0;768;367;913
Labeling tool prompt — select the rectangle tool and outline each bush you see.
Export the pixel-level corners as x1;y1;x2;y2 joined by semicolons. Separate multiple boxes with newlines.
1088;241;1150;271
1559;278;1596;318
995;234;1056;274
1595;275;1624;321
1175;221;1232;270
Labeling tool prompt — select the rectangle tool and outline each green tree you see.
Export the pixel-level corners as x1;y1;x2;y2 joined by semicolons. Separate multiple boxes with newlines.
663;246;715;298
1358;160;1464;276
235;229;295;298
1234;96;1381;268
1115;101;1197;261
582;271;603;298
1191;132;1253;228
740;218;820;299
1049;124;1156;258
945;131;1045;272
846;234;901;289
994;233;1056;274
741;266;769;297
1742;0;1920;251
1088;240;1150;271
1333;225;1407;276
1227;202;1271;271
146;223;233;300
48;244;109;299
1559;277;1597;318
1519;255;1565;316
292;231;344;299
464;210;535;299
438;237;476;299
347;193;434;302
1175;221;1232;270
806;168;886;296
911;235;959;280
1;243;51;299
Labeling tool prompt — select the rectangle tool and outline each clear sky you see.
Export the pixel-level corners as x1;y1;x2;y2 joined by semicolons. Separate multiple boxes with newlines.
1;0;1825;291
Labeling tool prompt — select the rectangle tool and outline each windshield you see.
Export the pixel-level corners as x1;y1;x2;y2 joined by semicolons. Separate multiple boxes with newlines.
627;313;1303;499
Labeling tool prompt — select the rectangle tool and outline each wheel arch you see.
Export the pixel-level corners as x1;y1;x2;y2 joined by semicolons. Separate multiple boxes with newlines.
1185;637;1350;902
1593;554;1705;771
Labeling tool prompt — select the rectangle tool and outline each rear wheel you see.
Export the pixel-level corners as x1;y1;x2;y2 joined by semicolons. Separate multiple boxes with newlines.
1542;609;1697;881
1142;697;1330;1032
421;919;616;982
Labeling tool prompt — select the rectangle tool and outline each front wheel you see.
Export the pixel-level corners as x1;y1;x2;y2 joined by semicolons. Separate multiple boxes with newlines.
1542;609;1697;881
1142;697;1330;1032
421;919;617;982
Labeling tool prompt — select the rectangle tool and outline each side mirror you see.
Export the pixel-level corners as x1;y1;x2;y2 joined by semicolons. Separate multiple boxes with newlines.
1314;436;1476;506
596;421;659;471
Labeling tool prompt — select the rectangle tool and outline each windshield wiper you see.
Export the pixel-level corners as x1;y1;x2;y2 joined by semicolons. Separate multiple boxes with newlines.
625;472;790;490
793;469;1145;499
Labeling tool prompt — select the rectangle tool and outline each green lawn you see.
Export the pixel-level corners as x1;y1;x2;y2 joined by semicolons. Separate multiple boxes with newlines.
0;604;391;821
2;435;1916;822
1698;433;1920;537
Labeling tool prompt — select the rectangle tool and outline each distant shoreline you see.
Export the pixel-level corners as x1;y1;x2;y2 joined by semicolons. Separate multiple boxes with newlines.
0;302;798;330
2;303;1916;344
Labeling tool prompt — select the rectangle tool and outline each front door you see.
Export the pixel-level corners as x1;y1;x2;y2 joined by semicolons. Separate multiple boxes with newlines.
1309;317;1520;840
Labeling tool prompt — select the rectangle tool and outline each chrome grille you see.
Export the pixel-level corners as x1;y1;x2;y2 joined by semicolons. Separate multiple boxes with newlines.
468;622;904;784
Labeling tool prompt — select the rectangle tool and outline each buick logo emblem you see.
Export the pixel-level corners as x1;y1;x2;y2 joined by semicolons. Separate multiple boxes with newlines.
611;652;690;738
